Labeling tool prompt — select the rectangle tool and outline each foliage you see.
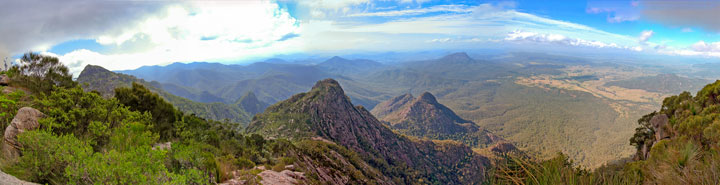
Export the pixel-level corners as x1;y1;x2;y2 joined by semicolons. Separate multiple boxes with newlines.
35;86;150;149
0;81;296;184
0;88;26;131
4;130;93;184
115;82;179;140
7;52;76;94
491;153;642;185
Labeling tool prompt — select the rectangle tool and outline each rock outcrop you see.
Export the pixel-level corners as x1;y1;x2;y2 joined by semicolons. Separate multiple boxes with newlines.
635;113;672;160
0;170;39;185
3;107;44;159
651;114;671;141
0;74;9;86
247;79;490;184
491;142;519;154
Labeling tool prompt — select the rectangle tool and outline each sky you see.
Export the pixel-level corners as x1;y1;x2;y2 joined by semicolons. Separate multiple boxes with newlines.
0;0;719;75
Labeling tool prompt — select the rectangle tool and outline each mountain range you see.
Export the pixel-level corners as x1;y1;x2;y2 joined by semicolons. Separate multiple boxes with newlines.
113;52;707;168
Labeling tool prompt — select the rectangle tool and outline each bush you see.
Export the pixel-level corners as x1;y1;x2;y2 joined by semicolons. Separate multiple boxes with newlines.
6;130;93;184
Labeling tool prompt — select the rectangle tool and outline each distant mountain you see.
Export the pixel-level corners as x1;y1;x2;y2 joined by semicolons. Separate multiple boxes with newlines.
371;92;504;148
317;56;383;76
605;74;711;94
246;79;489;184
78;65;252;125
234;91;268;116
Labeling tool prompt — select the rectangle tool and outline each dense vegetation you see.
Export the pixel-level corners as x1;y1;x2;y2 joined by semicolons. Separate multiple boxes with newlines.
492;80;720;184
0;53;333;184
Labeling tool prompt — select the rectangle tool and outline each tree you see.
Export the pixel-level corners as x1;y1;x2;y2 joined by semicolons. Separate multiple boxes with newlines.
8;52;76;94
115;82;179;140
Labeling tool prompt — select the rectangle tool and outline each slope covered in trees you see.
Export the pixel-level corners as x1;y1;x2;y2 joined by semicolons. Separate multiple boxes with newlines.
77;65;254;125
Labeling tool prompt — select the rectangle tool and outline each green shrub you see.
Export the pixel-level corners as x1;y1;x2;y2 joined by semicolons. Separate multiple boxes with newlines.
6;130;92;184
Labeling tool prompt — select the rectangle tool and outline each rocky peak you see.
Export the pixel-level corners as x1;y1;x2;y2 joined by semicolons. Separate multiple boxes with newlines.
78;65;111;78
310;79;348;101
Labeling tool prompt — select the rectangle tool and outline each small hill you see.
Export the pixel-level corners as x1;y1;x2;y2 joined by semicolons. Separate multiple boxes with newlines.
246;79;489;184
371;92;504;148
77;65;252;125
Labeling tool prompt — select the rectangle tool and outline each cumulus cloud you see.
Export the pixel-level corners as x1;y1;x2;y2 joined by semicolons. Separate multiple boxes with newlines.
642;0;720;32
0;0;171;60
638;30;654;43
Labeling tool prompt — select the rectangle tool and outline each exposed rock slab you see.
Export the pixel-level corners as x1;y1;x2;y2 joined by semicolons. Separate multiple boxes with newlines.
3;107;44;159
0;170;39;185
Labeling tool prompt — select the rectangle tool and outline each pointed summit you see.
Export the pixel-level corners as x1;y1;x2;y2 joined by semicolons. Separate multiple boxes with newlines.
78;64;111;78
440;52;472;62
417;92;438;103
236;91;268;115
326;56;347;62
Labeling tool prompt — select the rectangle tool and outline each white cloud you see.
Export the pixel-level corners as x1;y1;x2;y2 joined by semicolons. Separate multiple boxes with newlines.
691;41;720;53
656;41;720;58
348;5;472;17
504;30;623;49
428;38;452;43
638;30;654;43
58;1;302;75
681;28;694;32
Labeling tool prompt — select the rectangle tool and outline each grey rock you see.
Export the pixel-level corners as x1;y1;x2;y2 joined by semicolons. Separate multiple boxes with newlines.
3;107;44;159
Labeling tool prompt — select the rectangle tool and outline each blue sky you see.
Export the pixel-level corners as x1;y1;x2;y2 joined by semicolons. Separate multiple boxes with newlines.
0;0;719;75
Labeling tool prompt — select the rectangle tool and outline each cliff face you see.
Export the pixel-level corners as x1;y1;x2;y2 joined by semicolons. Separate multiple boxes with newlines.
371;92;504;148
247;79;489;184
